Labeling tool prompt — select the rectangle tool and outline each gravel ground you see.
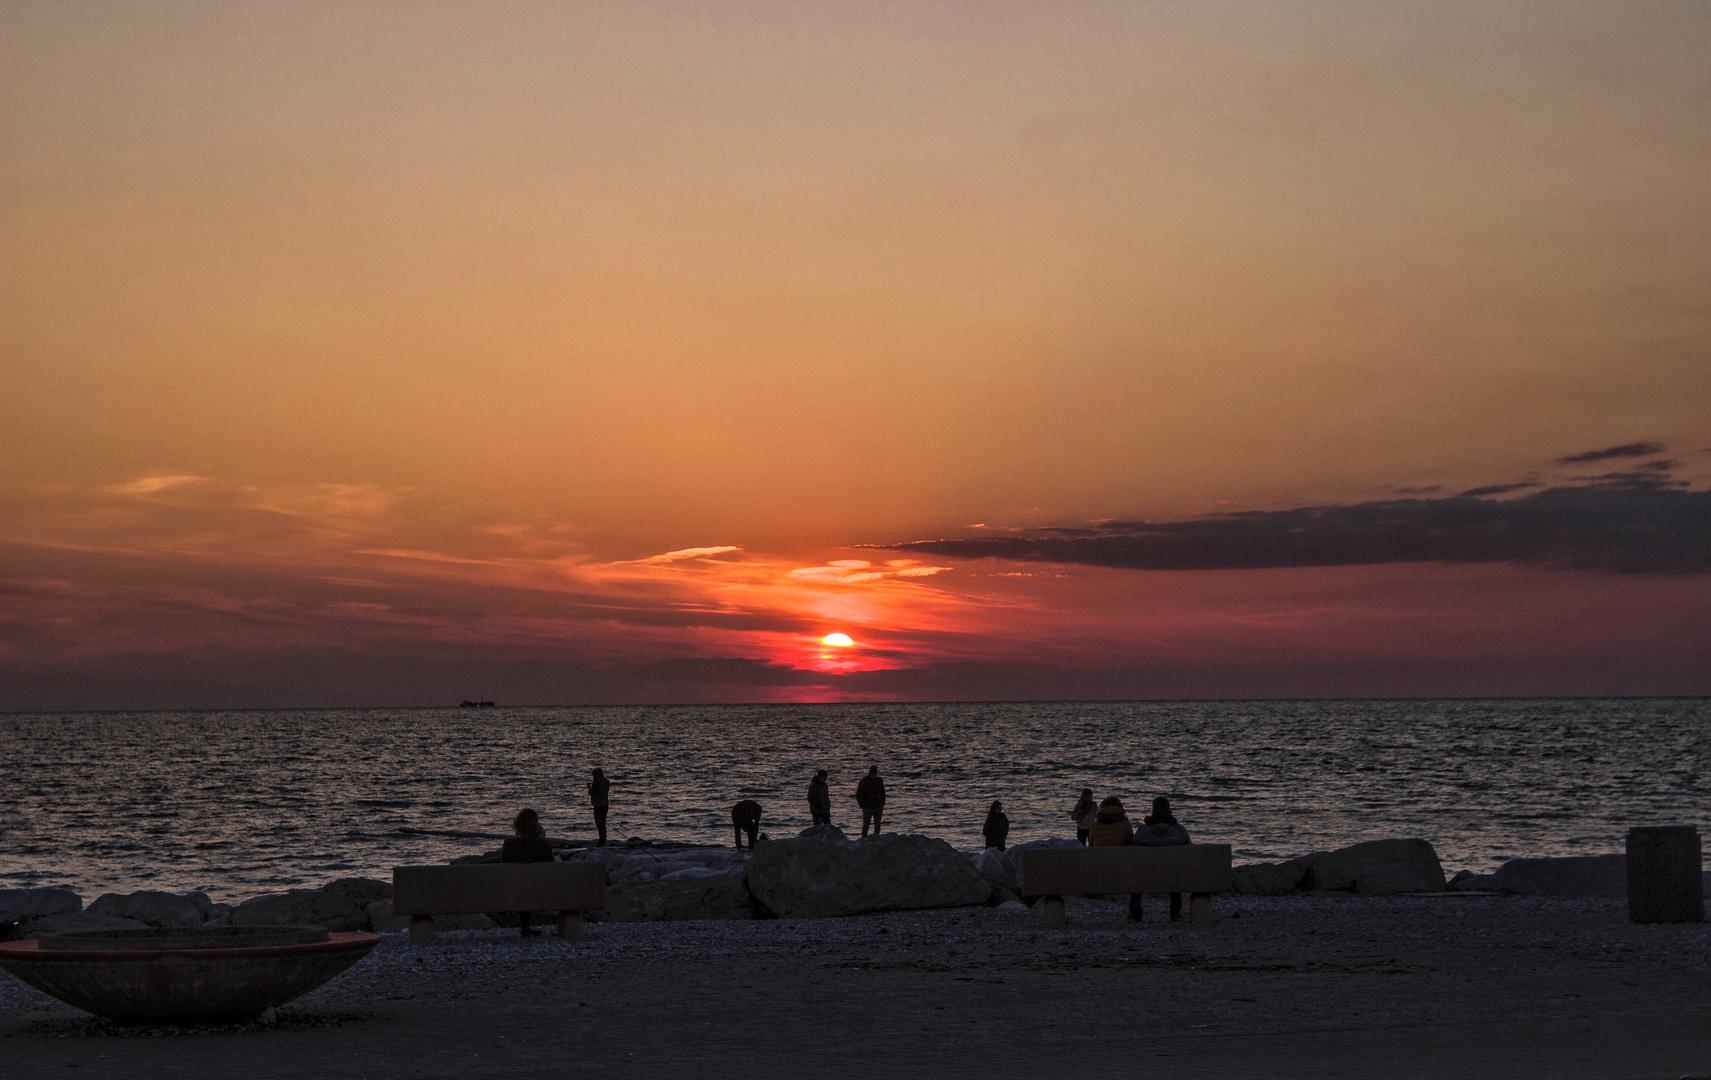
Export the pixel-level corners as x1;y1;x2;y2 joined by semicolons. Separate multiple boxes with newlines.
4;894;1709;1078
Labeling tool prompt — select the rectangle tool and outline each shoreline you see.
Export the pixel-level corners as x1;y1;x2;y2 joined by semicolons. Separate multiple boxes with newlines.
5;895;1709;1078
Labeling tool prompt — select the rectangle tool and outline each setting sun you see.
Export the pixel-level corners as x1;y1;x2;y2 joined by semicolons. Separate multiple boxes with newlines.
820;633;855;647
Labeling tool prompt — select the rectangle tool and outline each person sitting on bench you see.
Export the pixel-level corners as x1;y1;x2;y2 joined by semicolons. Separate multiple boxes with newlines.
1089;797;1155;921
1133;796;1192;921
501;808;554;936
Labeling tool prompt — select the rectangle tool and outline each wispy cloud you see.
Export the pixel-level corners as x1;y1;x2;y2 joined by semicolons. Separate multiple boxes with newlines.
640;546;742;563
106;474;210;496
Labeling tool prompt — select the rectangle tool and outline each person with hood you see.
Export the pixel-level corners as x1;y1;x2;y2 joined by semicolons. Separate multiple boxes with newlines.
1088;797;1146;918
1071;788;1097;845
982;800;1010;851
853;765;886;837
501;808;554;936
807;770;832;826
587;767;611;847
732;799;763;850
1132;796;1192;921
1086;796;1133;847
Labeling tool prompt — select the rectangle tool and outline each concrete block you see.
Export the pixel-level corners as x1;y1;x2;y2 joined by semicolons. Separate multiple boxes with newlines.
1627;826;1703;924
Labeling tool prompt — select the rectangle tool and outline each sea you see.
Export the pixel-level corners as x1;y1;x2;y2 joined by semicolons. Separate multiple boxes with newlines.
2;699;1706;903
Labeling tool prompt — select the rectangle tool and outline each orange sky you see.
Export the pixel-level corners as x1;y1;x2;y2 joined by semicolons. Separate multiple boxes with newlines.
3;3;1709;707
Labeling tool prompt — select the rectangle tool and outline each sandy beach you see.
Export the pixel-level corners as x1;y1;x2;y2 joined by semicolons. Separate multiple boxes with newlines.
5;893;1708;1079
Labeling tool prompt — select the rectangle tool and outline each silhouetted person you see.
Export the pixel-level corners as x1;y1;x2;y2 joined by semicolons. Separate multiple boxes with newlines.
1135;795;1192;921
1088;796;1141;919
501;808;554;937
854;765;886;837
983;800;1010;851
732;800;763;850
1087;796;1132;847
1071;788;1096;846
588;767;611;847
807;770;832;826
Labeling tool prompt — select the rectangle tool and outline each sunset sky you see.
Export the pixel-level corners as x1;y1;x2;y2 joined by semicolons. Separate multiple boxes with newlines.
4;2;1708;708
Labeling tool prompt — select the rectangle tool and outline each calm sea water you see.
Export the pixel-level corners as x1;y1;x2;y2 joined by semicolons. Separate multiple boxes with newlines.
2;699;1706;902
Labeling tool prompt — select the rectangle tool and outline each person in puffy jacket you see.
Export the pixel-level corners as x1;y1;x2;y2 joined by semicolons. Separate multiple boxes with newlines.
982;800;1010;851
1087;796;1133;847
501;808;554;936
807;770;832;826
1133;795;1192;921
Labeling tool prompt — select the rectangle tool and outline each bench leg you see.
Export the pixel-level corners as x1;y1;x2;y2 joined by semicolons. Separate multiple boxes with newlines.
557;911;584;941
1041;896;1066;927
1189;893;1212;924
409;915;436;944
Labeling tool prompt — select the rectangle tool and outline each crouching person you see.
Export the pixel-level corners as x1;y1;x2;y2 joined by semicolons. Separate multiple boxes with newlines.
732;799;762;851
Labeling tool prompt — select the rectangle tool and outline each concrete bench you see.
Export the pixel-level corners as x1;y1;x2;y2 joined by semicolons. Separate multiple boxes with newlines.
1018;844;1234;926
392;863;605;944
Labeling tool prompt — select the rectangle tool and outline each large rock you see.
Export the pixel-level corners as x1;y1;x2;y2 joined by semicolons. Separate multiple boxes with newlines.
87;890;224;928
1293;839;1446;895
1488;854;1627;898
604;867;754;922
231;877;392;932
1232;861;1307;896
998;838;1082;893
970;848;1014;893
13;911;150;939
747;831;993;918
0;888;81;925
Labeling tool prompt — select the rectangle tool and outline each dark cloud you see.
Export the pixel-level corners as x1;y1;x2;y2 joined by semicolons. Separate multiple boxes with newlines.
1582;470;1690;489
1458;481;1540;497
1393;485;1443;495
1557;442;1665;464
880;482;1711;575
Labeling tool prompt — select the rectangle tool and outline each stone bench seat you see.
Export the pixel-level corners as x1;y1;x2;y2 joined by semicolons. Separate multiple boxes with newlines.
392;863;605;943
1017;844;1234;925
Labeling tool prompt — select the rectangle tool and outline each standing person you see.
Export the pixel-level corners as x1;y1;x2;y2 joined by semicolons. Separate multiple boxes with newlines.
982;800;1010;851
1071;788;1097;845
853;765;886;837
1136;795;1191;921
587;767;611;847
732;800;763;850
501;808;554;937
807;770;832;826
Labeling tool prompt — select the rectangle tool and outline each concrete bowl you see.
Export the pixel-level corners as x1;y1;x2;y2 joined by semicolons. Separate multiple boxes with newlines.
0;926;379;1024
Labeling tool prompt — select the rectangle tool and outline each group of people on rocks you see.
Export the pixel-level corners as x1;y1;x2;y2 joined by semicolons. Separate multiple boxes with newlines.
497;769;1193;932
511;766;1189;866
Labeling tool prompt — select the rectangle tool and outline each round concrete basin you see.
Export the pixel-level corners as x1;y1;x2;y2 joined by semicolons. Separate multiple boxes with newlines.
0;926;379;1024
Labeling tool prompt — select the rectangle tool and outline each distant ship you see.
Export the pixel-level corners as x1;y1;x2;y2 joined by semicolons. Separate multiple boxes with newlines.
459;699;496;708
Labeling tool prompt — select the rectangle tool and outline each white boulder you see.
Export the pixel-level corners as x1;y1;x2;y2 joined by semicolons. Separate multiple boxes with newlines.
1293;838;1446;895
1232;861;1307;896
747;831;993;918
231;877;392;931
604;868;753;922
999;838;1082;893
0;887;81;925
1488;854;1627;897
87;890;224;927
14;911;149;939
